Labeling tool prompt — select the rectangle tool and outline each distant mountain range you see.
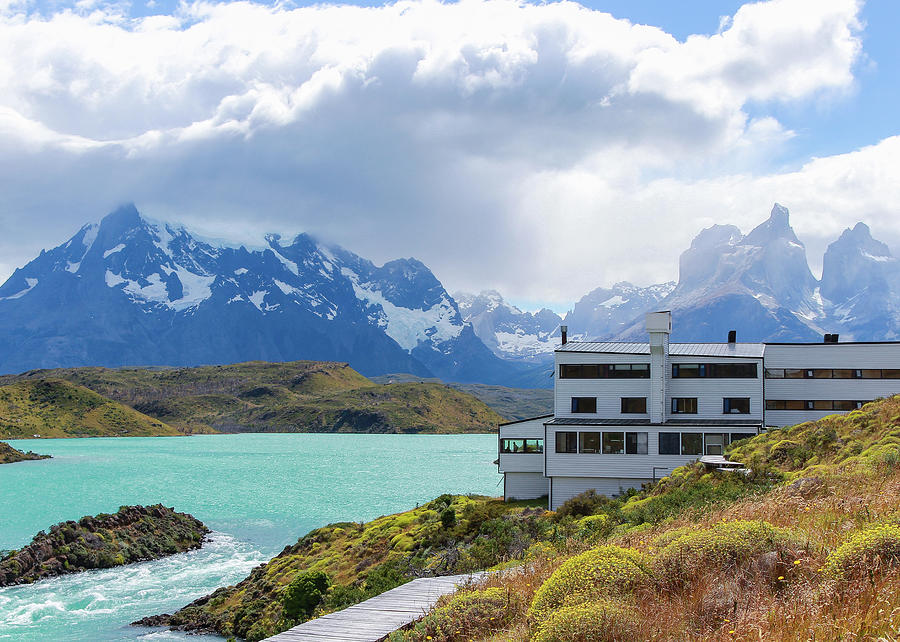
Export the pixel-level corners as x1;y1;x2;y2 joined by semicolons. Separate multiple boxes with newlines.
1;203;897;386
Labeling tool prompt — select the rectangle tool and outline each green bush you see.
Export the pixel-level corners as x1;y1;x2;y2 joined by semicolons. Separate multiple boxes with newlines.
555;489;610;520
531;599;636;642
653;519;798;586
576;514;613;543
281;571;330;620
528;546;650;623
825;523;900;580
440;508;457;529
406;587;510;641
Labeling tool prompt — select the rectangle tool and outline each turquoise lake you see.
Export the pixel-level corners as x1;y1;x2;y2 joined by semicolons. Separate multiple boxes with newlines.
0;433;502;641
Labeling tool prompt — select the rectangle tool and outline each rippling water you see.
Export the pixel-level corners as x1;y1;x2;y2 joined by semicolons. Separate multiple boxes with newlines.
0;433;501;640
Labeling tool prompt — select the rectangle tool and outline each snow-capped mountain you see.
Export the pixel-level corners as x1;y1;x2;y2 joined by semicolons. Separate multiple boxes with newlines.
0;204;531;384
617;204;899;342
564;281;675;339
454;290;562;362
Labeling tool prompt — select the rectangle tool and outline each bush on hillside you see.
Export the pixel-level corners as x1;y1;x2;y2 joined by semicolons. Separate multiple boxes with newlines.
825;523;900;580
531;599;637;642
576;514;613;543
281;571;330;620
554;489;611;520
528;545;650;623
401;587;512;641
653;519;798;587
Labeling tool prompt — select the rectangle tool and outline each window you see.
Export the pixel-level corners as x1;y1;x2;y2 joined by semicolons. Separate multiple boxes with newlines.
609;363;651;378
501;439;543;454
785;400;805;410
766;400;867;411
723;398;750;414
681;433;703;455
766;368;900;380
555;431;577;453
784;369;805;379
602;432;625;454
671;398;698;414
579;432;601;454
571;397;597;413
730;432;756;443
673;363;758;378
559;364;602;379
659;433;680;455
765;368;784;379
626;432;648;455
884;370;900;379
621;397;647;414
861;369;882;379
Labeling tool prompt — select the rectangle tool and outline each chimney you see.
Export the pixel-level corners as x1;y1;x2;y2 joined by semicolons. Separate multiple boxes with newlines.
560;325;568;345
823;333;839;343
728;330;736;344
645;311;672;424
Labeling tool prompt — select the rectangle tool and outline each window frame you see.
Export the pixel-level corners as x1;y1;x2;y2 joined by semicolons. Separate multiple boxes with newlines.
723;397;751;414
671;397;698;414
555;431;578;453
570;397;597;414
620;397;647;414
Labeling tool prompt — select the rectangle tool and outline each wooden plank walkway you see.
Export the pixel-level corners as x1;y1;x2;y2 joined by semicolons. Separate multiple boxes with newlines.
265;573;486;642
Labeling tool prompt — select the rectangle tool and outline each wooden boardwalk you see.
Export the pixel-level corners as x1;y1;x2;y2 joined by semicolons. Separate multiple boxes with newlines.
265;573;486;642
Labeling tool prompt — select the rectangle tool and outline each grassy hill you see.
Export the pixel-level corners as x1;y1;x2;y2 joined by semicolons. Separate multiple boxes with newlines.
372;374;553;420
0;379;184;438
1;362;504;434
0;441;50;464
145;395;900;641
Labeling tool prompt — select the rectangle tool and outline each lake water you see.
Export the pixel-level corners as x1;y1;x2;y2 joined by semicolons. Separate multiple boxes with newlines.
0;434;502;641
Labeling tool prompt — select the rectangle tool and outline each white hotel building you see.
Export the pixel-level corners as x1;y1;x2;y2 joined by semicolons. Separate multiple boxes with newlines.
499;311;900;510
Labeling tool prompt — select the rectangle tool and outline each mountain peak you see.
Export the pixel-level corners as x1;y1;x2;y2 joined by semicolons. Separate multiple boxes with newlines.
744;203;800;246
99;203;143;233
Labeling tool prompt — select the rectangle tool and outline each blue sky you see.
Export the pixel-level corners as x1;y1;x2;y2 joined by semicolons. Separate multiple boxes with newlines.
1;0;898;313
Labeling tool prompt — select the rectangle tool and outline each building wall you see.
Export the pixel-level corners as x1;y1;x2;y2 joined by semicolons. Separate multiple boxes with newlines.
505;472;549;501
764;343;900;426
499;417;547;473
544;425;717;479
550;476;651;510
668;355;764;422
554;352;651;419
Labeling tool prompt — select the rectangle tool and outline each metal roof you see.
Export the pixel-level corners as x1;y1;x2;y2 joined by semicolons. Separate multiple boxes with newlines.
556;341;765;358
498;414;553;427
546;417;762;427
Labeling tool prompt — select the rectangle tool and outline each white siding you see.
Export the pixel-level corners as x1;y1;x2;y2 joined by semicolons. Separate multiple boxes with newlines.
499;417;547;439
550;476;651;510
505;472;549;501
764;343;900;368
554;352;651;418
499;452;543;473
545;425;709;479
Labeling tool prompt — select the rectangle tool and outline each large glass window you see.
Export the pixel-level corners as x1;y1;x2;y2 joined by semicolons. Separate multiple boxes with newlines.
767;368;900;380
766;399;866;411
559;364;602;379
621;397;647;414
765;368;784;379
579;432;601;454
626;432;648;455
673;363;758;378
681;433;703;455
602;432;625;454
671;397;698;414
571;397;597;413
609;364;651;378
784;369;805;379
730;432;756;443
558;364;650;378
723;398;750;414
500;439;543;454
555;431;577;453
659;432;680;455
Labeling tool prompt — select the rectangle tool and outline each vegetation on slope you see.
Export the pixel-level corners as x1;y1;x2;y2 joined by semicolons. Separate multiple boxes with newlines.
0;379;184;438
0;505;209;586
388;394;900;642
1;362;504;434
0;441;50;464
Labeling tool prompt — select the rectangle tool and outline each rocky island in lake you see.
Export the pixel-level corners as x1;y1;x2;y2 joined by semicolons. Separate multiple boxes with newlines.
0;441;50;464
0;504;209;586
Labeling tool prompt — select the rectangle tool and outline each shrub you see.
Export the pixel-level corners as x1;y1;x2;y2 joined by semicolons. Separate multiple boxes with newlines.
825;523;900;580
653;519;798;587
528;546;650;623
281;571;330;620
576;514;613;542
531;599;637;642
555;489;610;520
407;587;511;641
440;508;457;529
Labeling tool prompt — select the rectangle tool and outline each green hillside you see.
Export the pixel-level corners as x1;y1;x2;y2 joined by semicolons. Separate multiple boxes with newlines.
0;379;184;438
0;441;50;464
2;362;504;434
147;395;900;641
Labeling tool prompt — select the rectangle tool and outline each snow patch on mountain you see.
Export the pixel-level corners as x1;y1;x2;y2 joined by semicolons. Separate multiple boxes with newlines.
103;244;126;258
0;278;38;300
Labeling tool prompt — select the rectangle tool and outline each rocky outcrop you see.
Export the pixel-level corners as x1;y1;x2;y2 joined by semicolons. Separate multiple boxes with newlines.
0;441;50;464
0;504;209;586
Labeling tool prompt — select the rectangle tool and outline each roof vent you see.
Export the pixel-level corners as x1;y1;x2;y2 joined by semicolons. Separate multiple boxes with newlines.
560;325;568;345
728;330;736;344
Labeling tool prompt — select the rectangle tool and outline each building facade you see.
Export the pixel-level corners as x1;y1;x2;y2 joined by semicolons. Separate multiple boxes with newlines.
498;311;900;509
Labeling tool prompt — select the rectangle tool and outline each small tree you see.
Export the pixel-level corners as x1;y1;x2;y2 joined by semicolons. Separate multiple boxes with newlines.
282;571;330;620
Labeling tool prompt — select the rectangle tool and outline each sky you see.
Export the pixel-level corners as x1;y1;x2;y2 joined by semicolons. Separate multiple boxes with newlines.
0;0;898;314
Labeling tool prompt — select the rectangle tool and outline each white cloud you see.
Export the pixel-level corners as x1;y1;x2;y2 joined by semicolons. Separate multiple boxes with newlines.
0;0;877;306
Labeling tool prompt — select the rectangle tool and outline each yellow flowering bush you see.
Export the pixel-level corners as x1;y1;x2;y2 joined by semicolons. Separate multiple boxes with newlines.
577;514;613;542
528;546;650;624
653;519;798;586
824;523;900;580
404;587;512;641
530;599;636;642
